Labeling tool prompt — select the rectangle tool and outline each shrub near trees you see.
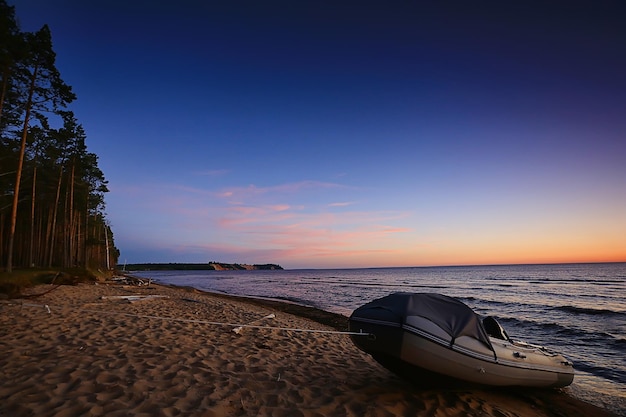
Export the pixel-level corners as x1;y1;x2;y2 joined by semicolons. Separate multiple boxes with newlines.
0;0;118;273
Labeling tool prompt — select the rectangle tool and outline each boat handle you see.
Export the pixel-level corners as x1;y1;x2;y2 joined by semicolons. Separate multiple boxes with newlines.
513;352;527;359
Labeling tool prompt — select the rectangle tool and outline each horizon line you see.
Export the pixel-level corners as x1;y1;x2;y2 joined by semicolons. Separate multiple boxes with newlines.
121;260;626;270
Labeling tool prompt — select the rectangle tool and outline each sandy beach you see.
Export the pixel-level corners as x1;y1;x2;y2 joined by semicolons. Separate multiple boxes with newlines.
0;281;618;417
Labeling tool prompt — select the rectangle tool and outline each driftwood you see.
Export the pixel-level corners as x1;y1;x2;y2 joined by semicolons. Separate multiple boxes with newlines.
100;295;168;303
110;276;152;287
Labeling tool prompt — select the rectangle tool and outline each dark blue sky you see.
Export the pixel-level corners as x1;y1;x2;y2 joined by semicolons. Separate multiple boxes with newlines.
13;0;626;267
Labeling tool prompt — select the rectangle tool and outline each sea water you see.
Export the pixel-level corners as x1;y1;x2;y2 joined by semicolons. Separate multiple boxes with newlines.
134;263;626;415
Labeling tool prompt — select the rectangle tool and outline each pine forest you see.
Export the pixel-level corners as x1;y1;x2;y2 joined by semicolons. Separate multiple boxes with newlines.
0;0;118;273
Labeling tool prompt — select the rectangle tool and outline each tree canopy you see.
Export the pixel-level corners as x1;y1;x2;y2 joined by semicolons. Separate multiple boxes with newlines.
1;0;117;272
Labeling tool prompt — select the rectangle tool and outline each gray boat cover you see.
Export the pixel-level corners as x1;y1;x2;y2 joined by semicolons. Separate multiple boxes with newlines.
351;292;494;352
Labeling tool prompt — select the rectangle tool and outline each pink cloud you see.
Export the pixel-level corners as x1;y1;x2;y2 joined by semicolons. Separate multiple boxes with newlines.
328;201;355;207
113;179;416;267
216;180;348;201
215;209;411;254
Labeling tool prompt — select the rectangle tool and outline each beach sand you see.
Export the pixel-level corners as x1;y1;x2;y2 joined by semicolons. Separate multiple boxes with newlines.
0;281;618;417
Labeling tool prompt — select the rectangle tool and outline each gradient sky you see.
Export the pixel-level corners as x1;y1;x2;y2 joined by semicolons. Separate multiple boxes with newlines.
12;0;626;268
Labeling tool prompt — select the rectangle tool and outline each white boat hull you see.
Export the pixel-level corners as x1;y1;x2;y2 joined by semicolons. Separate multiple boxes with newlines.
399;325;574;387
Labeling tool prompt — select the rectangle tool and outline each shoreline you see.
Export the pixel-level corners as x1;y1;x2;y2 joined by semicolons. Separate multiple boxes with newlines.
172;283;623;416
166;283;350;331
1;281;620;417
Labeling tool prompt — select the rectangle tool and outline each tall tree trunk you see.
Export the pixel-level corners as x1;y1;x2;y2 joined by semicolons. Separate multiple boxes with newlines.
35;206;43;266
104;224;110;270
44;205;53;265
6;63;38;273
48;165;62;267
83;205;89;268
68;163;75;267
29;166;36;267
74;211;81;267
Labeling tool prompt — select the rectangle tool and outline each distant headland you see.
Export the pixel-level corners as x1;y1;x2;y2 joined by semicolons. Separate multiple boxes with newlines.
122;262;283;271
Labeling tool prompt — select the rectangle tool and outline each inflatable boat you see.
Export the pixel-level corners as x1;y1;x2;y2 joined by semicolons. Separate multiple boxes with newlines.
349;293;574;388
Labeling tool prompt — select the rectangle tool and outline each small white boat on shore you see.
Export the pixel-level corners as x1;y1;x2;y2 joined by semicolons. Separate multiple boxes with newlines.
349;292;574;388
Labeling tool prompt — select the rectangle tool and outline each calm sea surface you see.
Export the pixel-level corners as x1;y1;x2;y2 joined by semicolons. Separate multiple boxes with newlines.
134;263;626;415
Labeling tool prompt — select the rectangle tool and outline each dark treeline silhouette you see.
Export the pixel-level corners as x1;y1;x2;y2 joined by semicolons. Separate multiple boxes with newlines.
1;0;118;272
125;263;284;271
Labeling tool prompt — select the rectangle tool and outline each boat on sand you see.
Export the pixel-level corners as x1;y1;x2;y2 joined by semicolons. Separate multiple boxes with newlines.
349;292;574;388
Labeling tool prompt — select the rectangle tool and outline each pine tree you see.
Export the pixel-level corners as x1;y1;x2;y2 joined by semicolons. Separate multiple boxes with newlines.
5;24;76;272
1;0;117;273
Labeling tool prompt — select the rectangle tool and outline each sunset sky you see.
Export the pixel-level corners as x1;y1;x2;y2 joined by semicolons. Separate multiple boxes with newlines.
13;0;626;268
